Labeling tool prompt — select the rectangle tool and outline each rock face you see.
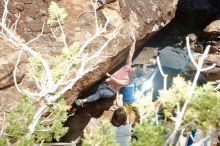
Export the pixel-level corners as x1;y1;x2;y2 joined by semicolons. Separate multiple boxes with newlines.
203;19;220;80
137;0;220;84
1;0;220;143
0;0;178;107
204;20;220;35
0;39;28;112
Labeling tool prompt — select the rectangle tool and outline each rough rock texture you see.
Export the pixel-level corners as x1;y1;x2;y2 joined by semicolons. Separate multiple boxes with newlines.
0;39;28;111
61;97;115;142
1;0;220;143
138;0;220;84
203;19;220;80
204;54;220;81
0;0;178;107
204;20;220;35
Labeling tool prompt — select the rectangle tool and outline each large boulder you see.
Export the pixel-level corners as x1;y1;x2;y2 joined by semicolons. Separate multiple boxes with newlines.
204;20;220;35
0;39;28;111
0;0;178;105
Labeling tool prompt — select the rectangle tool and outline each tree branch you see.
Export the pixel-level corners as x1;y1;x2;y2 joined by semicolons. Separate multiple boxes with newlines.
10;13;20;33
0;112;6;136
1;0;119;138
164;38;216;146
26;20;45;45
13;49;23;93
156;56;168;91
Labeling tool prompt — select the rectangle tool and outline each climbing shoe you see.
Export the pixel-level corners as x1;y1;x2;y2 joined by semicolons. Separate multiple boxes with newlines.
68;111;76;117
74;99;84;108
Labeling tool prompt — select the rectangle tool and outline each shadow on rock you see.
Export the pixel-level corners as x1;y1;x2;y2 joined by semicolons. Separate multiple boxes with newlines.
61;96;115;143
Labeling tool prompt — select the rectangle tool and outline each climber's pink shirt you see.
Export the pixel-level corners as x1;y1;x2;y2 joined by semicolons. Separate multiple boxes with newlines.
106;62;131;91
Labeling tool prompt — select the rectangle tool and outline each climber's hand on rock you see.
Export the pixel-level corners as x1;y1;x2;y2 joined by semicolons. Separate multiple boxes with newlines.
106;72;111;78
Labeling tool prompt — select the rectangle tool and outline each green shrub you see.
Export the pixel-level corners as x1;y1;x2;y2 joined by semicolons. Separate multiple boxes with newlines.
2;96;68;144
160;76;220;131
132;120;165;146
82;121;118;146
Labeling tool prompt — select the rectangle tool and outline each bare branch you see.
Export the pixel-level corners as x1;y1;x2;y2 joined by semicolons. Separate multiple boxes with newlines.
35;129;51;132
191;135;210;146
56;16;68;49
27;104;48;138
26;66;99;137
1;24;54;94
182;117;197;129
78;29;102;56
86;30;117;62
10;13;20;33
52;62;73;92
40;112;54;123
39;140;44;146
201;63;216;72
28;76;78;136
186;37;198;68
77;14;112;56
50;28;61;41
1;0;9;25
156;56;168;91
1;0;118;138
164;38;216;146
0;112;6;136
216;82;220;90
40;71;47;90
29;64;43;90
189;45;212;96
49;65;99;103
91;0;99;31
26;19;115;140
13;49;23;93
26;20;45;45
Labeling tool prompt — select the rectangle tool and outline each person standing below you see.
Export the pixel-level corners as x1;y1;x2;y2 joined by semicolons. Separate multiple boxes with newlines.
119;79;141;127
74;33;137;108
111;106;132;146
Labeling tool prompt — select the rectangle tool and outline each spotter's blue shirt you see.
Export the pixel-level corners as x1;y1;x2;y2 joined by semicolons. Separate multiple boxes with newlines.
120;80;137;104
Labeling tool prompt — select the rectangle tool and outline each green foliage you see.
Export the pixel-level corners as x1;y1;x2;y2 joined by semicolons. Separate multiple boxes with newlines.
159;76;191;118
132;120;165;146
27;1;81;91
184;84;220;131
0;136;35;146
5;95;36;142
82;121;118;146
48;1;67;25
27;42;80;83
80;77;220;146
160;76;220;131
35;98;69;142
17;137;35;146
27;1;81;84
27;55;45;80
2;96;68;144
0;137;7;146
51;109;69;141
52;43;80;81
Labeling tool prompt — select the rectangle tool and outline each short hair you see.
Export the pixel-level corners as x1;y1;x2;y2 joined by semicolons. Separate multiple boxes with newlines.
131;64;137;68
111;107;127;127
187;33;197;43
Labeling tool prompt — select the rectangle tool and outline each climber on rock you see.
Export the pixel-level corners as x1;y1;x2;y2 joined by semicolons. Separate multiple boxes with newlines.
74;32;137;108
